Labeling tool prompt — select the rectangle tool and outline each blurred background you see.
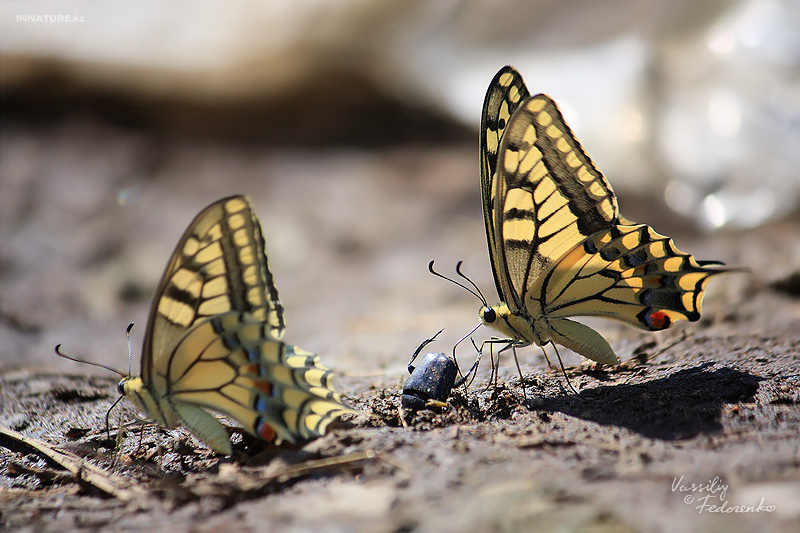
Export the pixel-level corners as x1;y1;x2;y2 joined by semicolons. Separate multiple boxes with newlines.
1;0;798;376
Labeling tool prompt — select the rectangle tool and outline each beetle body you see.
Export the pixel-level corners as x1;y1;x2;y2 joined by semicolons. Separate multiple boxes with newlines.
402;351;458;411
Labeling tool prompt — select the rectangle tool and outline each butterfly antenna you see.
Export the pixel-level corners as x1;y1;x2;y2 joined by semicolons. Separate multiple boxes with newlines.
428;261;487;306
125;323;135;376
54;345;126;377
455;261;488;306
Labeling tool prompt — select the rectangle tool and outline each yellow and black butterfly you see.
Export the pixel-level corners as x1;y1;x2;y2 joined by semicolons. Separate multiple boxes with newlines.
60;196;350;455
475;66;734;365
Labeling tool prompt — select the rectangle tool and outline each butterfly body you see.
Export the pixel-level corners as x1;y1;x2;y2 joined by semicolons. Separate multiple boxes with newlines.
478;67;732;365
119;196;349;454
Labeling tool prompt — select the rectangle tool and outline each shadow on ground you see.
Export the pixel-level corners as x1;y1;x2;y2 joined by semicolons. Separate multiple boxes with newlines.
535;364;763;440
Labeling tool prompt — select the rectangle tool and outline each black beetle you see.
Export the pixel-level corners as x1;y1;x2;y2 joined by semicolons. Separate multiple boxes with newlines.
402;331;478;412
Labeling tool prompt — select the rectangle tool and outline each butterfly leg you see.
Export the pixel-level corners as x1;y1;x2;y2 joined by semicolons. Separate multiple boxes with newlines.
108;419;124;469
540;345;555;368
549;342;583;398
493;343;503;390
486;341;496;391
477;340;497;393
477;337;514;391
490;340;534;405
453;348;481;389
511;344;529;405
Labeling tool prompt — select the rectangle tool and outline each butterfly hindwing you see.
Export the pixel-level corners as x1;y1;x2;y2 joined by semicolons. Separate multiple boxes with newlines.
539;224;726;330
163;311;350;447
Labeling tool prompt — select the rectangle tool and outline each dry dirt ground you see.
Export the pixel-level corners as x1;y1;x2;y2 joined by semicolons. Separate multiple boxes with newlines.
2;120;800;532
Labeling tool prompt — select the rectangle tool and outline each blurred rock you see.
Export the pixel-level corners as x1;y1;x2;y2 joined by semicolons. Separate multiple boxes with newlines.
3;0;799;223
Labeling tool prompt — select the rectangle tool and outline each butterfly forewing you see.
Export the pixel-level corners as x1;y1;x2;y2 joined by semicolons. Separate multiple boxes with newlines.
142;196;285;380
494;94;619;307
481;66;531;300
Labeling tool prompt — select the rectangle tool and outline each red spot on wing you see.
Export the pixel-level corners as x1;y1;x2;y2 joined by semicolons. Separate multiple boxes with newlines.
241;364;259;375
648;310;669;330
253;380;273;394
256;420;276;442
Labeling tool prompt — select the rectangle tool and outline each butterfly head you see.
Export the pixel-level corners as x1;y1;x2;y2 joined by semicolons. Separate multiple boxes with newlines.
479;302;519;340
480;305;497;324
54;343;151;439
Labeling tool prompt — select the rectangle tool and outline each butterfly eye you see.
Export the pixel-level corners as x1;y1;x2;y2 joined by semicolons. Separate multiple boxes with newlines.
117;379;126;395
482;307;497;323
